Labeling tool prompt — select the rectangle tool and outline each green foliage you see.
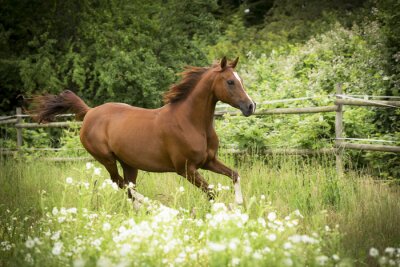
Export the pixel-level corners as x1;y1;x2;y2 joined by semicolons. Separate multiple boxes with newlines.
213;15;398;178
0;0;219;110
0;0;398;178
216;21;389;148
21;129;52;149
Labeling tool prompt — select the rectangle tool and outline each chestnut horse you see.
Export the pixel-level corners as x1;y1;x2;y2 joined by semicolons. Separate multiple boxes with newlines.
32;57;255;205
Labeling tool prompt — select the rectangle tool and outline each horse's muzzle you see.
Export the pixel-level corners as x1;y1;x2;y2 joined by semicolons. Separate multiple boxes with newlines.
239;101;256;117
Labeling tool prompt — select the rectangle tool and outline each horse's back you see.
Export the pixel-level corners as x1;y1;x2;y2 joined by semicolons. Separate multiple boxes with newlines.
81;102;161;142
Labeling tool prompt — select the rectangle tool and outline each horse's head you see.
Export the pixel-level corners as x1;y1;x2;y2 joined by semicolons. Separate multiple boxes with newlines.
213;57;256;117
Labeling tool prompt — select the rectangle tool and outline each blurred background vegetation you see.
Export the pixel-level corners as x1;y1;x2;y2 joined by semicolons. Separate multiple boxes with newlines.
0;0;399;178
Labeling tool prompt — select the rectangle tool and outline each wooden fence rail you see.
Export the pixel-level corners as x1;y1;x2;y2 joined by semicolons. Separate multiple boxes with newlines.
334;99;400;107
215;105;338;116
339;142;400;153
15;121;82;129
1;89;399;171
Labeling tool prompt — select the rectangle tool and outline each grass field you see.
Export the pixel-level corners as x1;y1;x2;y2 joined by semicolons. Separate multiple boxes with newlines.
0;154;399;266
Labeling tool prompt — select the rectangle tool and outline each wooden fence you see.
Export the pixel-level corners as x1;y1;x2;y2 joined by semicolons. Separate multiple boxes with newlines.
1;86;399;173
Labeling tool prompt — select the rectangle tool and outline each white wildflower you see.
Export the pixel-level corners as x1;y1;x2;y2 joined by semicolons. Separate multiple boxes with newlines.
267;212;277;222
263;246;271;253
244;245;253;255
378;256;388;265
175;252;186;263
52;241;63;255
369;247;379;257
294;209;303;218
240;213;249;224
52;207;59;216
385;247;395;256
199;231;204;239
51;231;61;241
283;242;293;250
257;217;266;227
86;162;93;169
1;241;13;251
25;237;35;249
24;253;34;265
179;186;185;192
253;251;263;260
208;242;226;252
73;258;86;267
316;255;329;266
91;238;102;249
332;254;340;261
217;183;222;191
267;233;277;241
120;244;132;256
111;182;119;191
250;231;258;238
97;256;112;267
65;177;73;184
67;207;77;214
232;258;240;266
260;194;266;200
94;167;101;175
282;258;293;266
212;202;227;212
228;238;239;250
102;222;111;231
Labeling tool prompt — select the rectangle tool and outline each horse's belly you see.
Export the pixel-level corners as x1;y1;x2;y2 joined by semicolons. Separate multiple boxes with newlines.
110;131;175;172
118;148;176;172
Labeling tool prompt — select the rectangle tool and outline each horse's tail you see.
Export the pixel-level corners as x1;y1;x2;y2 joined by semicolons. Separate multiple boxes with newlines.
30;90;90;123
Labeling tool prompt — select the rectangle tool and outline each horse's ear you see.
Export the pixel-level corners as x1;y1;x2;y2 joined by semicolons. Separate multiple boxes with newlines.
220;56;227;69
230;57;239;68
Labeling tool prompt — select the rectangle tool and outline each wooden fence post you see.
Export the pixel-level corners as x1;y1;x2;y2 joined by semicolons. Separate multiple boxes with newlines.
16;107;23;149
335;84;344;177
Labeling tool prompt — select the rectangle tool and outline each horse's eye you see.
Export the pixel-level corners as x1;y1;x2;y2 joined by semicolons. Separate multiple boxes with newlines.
227;80;234;85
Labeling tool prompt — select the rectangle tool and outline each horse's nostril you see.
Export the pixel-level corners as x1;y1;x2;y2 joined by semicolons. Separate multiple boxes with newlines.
248;103;254;112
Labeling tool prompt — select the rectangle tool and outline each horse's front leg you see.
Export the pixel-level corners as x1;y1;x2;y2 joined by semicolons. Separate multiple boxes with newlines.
178;168;215;200
203;159;243;205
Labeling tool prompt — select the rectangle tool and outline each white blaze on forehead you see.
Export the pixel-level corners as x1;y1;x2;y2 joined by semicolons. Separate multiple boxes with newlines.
233;71;252;100
233;72;243;87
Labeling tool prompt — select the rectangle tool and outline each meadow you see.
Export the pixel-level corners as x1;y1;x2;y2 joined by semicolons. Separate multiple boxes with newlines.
1;154;399;267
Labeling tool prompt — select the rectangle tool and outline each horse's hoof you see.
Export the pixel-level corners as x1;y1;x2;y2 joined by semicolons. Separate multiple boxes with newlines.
235;199;244;205
132;200;142;210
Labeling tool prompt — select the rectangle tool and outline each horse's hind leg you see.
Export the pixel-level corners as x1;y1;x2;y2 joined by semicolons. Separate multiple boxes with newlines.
92;153;125;188
119;160;145;207
119;160;138;185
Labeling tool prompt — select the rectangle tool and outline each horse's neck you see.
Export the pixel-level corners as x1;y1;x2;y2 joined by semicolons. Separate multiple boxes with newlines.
178;81;217;131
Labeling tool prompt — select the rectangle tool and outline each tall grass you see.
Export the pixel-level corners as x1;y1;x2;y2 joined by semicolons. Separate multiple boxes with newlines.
0;154;399;266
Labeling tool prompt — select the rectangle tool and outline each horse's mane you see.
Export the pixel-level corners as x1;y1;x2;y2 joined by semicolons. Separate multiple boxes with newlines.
163;66;210;104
